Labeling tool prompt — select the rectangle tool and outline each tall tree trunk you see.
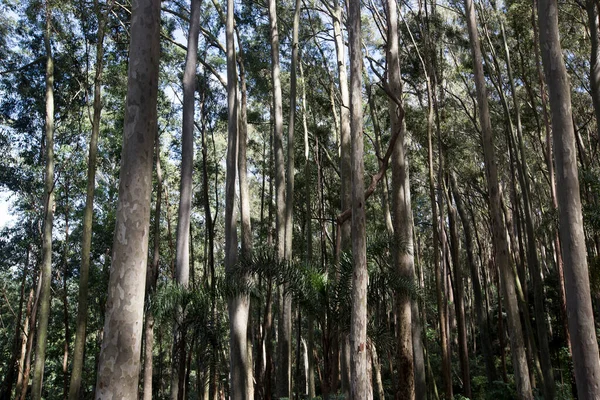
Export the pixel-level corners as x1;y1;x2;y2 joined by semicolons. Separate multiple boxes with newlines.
236;19;254;400
348;0;369;396
300;60;316;400
332;0;350;392
385;0;414;397
463;0;533;397
94;0;161;395
171;1;201;397
225;0;250;396
31;5;55;398
69;2;114;399
538;0;600;396
267;0;291;395
142;131;164;400
444;182;470;398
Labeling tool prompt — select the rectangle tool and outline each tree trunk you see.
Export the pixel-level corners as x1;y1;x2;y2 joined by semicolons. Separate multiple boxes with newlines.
538;0;600;396
445;182;470;398
171;1;201;397
463;0;533;396
332;1;349;393
385;0;414;397
94;0;161;395
69;2;114;399
142;131;164;400
267;0;291;395
31;5;55;398
348;0;369;396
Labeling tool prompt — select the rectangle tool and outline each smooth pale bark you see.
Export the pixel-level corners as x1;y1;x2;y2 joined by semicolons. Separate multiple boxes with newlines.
538;0;600;396
31;6;55;399
300;60;316;400
267;0;291;395
171;1;201;397
332;1;352;392
94;0;160;396
235;18;254;400
69;3;114;399
142;132;164;400
463;0;533;397
285;0;300;262
348;0;369;396
225;0;250;396
385;0;414;397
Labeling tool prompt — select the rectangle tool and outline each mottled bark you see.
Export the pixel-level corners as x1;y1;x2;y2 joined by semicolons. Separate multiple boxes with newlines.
348;0;369;396
94;0;160;396
538;0;600;396
31;6;55;398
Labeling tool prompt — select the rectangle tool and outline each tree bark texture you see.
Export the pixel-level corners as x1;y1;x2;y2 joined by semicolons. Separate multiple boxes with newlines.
348;0;370;397
386;0;415;397
94;0;161;396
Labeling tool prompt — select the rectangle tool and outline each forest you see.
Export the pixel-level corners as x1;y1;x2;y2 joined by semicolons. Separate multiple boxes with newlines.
0;0;599;397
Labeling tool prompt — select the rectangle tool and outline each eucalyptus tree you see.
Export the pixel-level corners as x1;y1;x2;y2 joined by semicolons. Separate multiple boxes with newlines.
30;2;55;398
68;2;115;398
225;0;250;396
385;0;414;397
348;0;370;396
171;0;202;397
267;0;291;394
94;0;161;395
539;0;600;396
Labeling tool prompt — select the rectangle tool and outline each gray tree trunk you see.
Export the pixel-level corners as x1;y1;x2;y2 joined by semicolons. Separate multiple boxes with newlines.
94;0;161;396
267;0;291;395
225;0;250;397
348;0;370;397
463;0;533;397
538;0;600;397
171;1;201;397
31;6;55;398
333;1;351;393
385;0;415;397
68;2;114;399
142;131;164;400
